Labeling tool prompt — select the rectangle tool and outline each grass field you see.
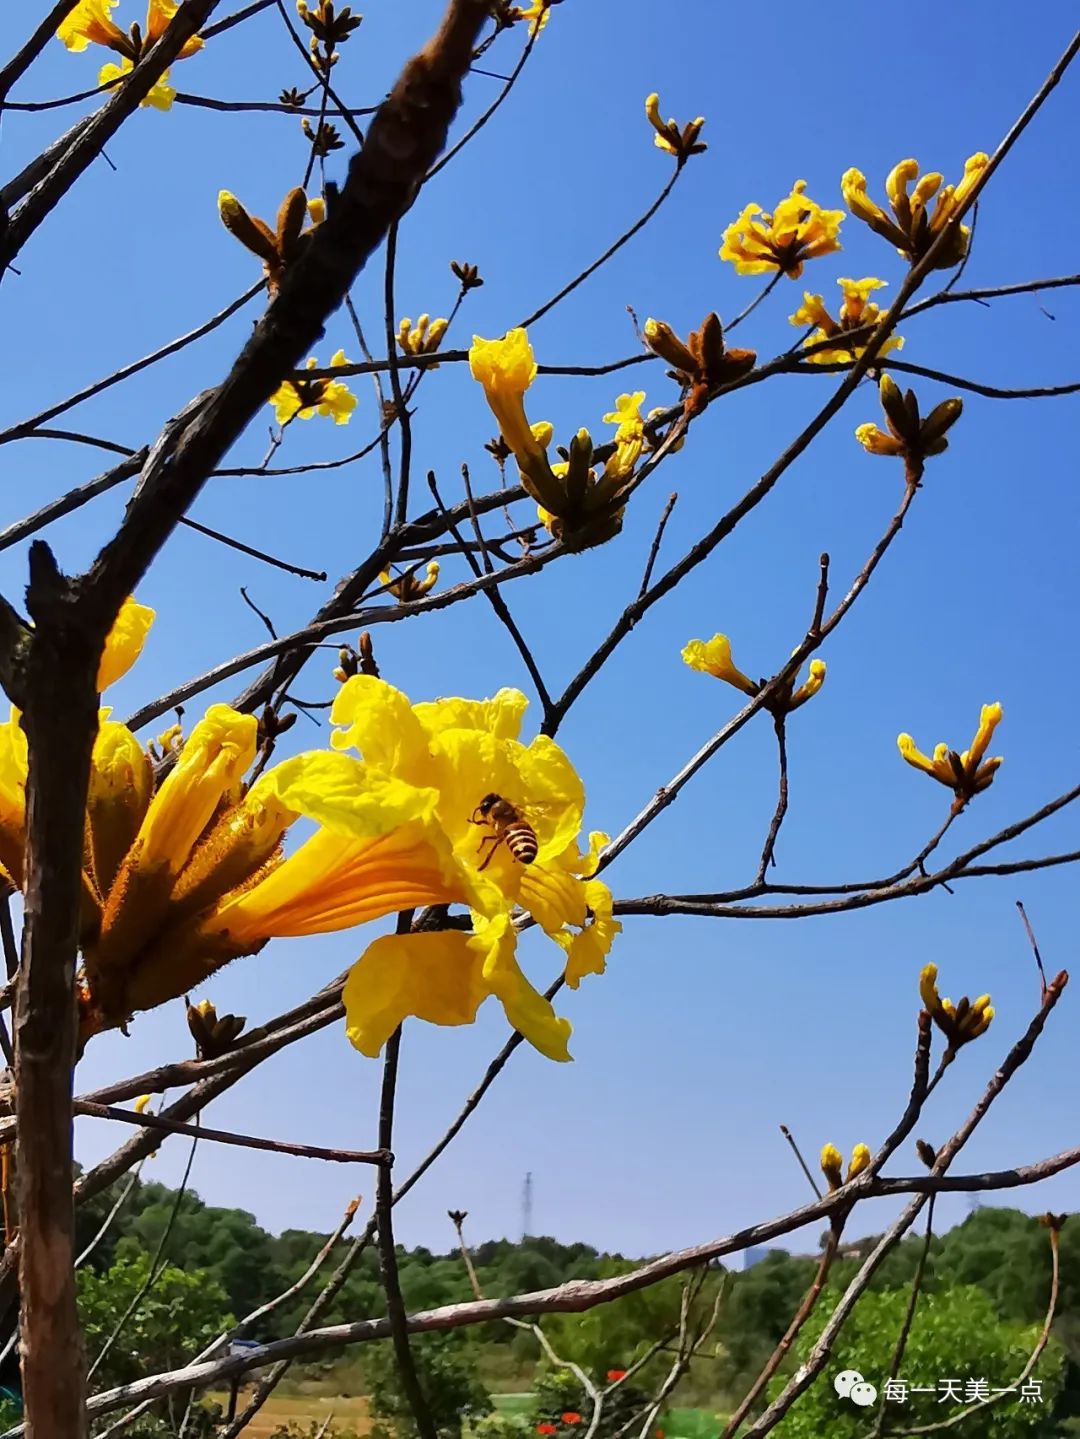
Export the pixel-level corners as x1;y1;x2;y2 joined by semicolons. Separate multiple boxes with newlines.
206;1390;725;1437
207;1391;371;1436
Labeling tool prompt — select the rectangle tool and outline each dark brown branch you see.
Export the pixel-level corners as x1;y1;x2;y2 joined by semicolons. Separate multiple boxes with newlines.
74;1100;390;1166
428;469;553;718
80;0;492;624
0;286;261;450
638;492;677;598
597;481;919;870
723;1225;842;1437
177;515;327;580
0;2;82;105
0;0;222;274
755;717;788;883
870;1197;936;1438
0;455;145;555
80;1125;1080;1422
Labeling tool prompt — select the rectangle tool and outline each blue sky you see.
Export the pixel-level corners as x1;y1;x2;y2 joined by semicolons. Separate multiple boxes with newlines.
0;1;1078;1260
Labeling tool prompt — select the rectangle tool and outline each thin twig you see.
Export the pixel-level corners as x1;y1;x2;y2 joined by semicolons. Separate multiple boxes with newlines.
74;1100;390;1166
177;515;326;580
518;166;684;330
638;493;677;598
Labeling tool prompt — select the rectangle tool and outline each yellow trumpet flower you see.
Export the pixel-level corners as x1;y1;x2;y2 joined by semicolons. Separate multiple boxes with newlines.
791;278;904;365
720;181;844;280
57;0;205;110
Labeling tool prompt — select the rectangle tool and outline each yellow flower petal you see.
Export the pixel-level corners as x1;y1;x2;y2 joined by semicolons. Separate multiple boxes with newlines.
0;708;28;888
57;0;124;51
215;822;467;943
260;749;439;841
97;596;155;691
343;925;491;1057
557;878;620;988
329;675;432;774
343;913;571;1061
412;689;529;742
681;636;758;696
146;0;205;54
87;714;153;899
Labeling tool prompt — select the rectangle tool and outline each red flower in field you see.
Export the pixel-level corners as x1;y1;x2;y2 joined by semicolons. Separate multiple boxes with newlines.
655;1430;665;1438
536;1425;558;1436
607;1369;627;1382
562;1414;583;1426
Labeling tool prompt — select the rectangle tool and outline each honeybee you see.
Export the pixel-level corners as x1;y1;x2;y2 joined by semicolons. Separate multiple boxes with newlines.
470;793;538;871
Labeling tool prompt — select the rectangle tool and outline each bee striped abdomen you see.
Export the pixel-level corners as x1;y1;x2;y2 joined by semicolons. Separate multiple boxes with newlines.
504;822;538;865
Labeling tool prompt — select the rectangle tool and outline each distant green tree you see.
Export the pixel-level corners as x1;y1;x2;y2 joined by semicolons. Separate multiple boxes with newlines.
716;1250;818;1387
77;1252;234;1391
366;1332;492;1438
778;1284;1064;1438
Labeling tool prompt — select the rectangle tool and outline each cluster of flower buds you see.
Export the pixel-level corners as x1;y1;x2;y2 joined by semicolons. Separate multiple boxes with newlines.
186;998;246;1060
534;429;635;552
469;331;647;553
397;315;449;362
333;631;380;683
898;702;1003;811
843;154;988;270
450;259;484;291
681;634;826;718
918;964;994;1053
256;706;297;751
645;93;706;163
856;374;962;480
303;119;345;155
379;562;440;602
218;186;324;294
297;0;362;70
644;314;755;418
820;1142;871;1192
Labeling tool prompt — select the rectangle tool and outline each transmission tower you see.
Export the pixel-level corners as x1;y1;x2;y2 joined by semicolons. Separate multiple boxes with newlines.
522;1171;533;1240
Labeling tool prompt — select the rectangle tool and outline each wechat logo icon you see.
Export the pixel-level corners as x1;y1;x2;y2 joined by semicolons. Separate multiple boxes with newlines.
835;1370;878;1407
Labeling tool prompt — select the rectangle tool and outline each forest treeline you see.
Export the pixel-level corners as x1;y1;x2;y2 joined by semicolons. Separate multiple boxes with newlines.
73;1172;1080;1420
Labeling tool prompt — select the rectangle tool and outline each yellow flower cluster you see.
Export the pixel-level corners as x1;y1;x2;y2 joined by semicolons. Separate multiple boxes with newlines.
719;181;844;280
843;154;988;270
469;329;647;551
919;964;994;1050
644;93;706;163
791;278;904;365
269;350;357;426
56;0;205;110
379;562;440;602
681;635;826;716
0;604;617;1062
397;315;449;361
898;703;1003;811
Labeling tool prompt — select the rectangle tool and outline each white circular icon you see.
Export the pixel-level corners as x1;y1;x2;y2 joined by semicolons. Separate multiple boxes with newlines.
834;1370;879;1406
